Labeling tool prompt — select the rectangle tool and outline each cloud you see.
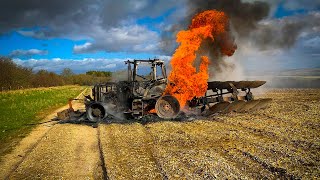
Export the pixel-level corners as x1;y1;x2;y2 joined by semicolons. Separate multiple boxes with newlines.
9;49;48;57
13;58;126;73
17;30;46;39
73;42;93;53
244;0;320;15
282;0;320;11
1;0;320;73
303;36;320;49
12;56;172;73
72;24;160;53
6;0;318;55
249;12;320;49
0;0;183;54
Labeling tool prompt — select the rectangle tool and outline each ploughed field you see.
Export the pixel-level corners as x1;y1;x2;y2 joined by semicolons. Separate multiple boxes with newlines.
1;89;319;179
100;89;320;179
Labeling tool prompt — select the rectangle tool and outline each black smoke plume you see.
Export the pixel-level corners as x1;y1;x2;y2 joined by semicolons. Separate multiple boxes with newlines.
161;0;270;55
161;0;320;80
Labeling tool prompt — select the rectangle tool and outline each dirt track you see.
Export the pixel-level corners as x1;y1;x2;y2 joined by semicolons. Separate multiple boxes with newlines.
0;89;319;179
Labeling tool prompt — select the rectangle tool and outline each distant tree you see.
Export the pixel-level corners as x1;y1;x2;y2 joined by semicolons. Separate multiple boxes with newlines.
32;70;65;87
61;68;74;85
0;57;33;88
48;72;64;86
61;68;74;77
86;71;112;77
0;57;15;87
0;57;114;89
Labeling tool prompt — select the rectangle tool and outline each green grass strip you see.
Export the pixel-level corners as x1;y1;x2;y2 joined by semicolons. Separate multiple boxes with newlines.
0;85;86;156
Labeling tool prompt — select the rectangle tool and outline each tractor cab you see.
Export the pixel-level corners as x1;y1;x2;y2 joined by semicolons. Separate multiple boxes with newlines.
125;59;168;98
89;59;180;121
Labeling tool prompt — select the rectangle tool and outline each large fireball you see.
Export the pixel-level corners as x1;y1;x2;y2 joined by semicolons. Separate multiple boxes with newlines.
165;10;237;108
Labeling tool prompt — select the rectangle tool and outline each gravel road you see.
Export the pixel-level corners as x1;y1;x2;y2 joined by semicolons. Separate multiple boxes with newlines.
0;89;105;179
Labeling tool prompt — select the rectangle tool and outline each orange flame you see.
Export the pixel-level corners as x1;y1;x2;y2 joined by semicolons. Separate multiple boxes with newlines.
165;10;236;108
148;109;157;114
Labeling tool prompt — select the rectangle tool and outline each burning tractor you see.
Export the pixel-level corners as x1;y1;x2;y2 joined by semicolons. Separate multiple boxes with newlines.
58;59;271;122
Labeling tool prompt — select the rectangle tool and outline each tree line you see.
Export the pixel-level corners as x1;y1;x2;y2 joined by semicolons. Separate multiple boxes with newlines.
0;57;112;90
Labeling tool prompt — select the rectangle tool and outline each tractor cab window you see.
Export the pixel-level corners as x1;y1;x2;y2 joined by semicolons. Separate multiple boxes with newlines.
127;60;167;83
134;62;166;81
135;63;153;81
156;65;164;80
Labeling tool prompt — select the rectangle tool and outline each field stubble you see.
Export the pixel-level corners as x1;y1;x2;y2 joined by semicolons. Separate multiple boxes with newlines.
99;89;319;179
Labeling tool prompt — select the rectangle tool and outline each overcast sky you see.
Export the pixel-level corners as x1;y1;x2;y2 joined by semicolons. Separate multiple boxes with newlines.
0;0;319;73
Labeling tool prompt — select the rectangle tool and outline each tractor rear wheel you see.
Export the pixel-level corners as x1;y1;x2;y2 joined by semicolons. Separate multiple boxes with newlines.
155;95;180;119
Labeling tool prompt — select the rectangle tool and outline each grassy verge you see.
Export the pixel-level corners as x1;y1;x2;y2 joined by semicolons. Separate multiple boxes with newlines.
0;85;86;156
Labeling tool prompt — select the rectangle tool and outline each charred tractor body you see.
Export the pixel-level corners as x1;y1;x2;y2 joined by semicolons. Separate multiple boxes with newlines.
59;59;271;122
85;59;180;122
